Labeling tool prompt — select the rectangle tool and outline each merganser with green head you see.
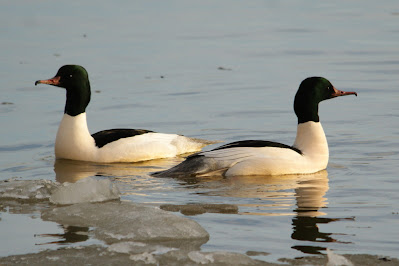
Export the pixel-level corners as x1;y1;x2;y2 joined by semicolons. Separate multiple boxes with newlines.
153;77;357;177
35;65;214;163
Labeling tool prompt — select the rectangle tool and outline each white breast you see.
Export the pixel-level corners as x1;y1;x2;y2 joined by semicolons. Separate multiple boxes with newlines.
292;121;329;172
55;113;96;161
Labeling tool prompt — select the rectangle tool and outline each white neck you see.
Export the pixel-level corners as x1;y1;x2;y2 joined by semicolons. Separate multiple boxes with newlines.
55;113;96;161
293;121;329;169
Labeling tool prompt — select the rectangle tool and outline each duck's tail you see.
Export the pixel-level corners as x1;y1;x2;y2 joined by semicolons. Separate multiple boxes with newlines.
173;136;221;154
151;154;215;178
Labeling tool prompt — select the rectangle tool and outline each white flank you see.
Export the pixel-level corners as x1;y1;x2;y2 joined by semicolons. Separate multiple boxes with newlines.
55;113;208;163
196;121;329;176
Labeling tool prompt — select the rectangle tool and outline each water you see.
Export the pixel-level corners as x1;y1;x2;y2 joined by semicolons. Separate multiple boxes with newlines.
1;0;399;263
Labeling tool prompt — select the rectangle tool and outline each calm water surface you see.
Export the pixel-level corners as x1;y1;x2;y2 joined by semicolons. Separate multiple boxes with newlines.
1;0;399;263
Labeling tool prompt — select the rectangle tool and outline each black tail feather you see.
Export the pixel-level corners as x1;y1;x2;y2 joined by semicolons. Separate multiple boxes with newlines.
151;155;209;178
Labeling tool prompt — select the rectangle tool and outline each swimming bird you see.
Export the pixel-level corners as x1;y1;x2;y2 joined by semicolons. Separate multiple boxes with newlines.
153;77;357;177
35;65;214;163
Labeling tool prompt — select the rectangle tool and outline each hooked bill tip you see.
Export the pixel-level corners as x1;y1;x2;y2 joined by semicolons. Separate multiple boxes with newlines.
332;87;358;98
34;76;61;86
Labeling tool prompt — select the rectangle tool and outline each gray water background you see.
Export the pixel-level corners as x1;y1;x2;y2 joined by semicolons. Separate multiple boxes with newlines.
1;0;398;262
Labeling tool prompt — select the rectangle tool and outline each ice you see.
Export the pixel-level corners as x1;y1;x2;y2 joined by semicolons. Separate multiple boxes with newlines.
0;178;57;201
188;251;215;264
108;241;177;257
41;201;209;245
1;179;266;265
0;246;266;265
327;248;354;266
49;177;120;205
0;177;120;205
2;247;398;266
46;256;60;261
129;252;157;264
160;203;238;216
153;250;266;265
108;241;148;254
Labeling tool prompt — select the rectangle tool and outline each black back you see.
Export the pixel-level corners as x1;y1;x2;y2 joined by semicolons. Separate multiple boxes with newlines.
92;129;153;148
186;140;302;161
211;140;302;154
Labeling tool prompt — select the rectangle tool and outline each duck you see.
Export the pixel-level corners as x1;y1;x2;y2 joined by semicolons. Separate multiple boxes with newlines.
153;77;357;177
35;65;214;163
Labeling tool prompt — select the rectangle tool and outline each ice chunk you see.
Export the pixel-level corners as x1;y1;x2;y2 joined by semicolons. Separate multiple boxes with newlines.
188;251;214;264
0;245;266;265
327;248;354;266
0;246;130;265
108;241;148;254
0;177;119;205
49;177;120;205
41;201;209;245
0;178;57;201
129;252;157;264
246;251;270;257
108;241;177;256
160;203;238;216
46;256;60;261
160;250;265;265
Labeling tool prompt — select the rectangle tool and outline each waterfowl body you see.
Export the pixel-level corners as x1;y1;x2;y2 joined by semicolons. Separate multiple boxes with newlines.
35;65;213;163
153;77;357;177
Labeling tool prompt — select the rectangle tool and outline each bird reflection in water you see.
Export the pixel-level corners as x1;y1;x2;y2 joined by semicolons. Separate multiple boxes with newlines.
290;174;354;254
53;157;183;183
35;225;89;245
49;158;186;246
53;159;353;255
176;170;354;255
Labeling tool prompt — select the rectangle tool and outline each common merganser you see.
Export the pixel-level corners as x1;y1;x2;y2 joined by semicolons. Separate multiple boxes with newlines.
35;65;214;163
153;77;357;177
